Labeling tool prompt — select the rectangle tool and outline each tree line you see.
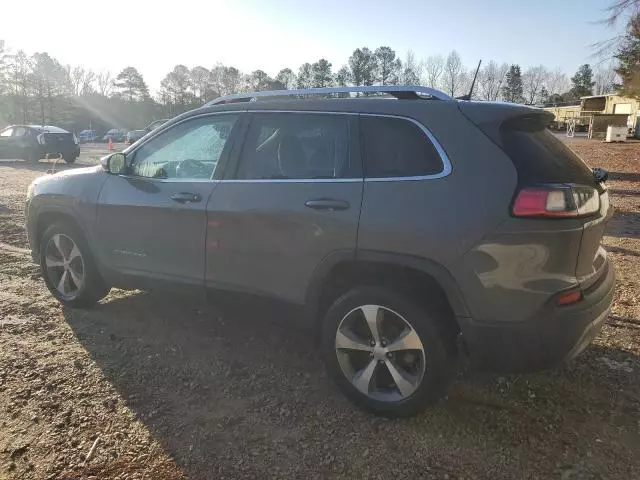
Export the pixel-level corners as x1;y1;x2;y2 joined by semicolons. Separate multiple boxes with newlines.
0;39;620;133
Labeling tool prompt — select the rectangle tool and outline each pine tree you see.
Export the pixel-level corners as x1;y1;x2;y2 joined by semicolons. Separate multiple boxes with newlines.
570;64;595;98
113;67;149;102
502;65;523;103
615;13;640;98
311;59;333;88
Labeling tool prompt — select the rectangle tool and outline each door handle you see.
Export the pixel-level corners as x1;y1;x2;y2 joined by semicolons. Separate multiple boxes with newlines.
170;192;201;203
304;199;350;211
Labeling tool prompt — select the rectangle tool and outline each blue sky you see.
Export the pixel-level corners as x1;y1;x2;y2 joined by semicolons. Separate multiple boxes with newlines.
0;0;627;91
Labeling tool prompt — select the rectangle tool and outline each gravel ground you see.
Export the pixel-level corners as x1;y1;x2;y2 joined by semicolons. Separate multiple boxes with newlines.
0;141;638;480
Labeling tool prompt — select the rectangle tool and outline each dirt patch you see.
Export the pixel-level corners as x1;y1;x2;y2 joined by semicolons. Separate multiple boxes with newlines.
0;141;639;479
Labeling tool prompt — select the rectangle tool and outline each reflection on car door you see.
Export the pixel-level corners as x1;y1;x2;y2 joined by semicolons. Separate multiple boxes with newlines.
96;113;241;285
205;112;363;304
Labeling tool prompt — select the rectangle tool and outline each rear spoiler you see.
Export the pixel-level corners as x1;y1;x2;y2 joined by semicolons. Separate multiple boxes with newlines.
457;102;553;127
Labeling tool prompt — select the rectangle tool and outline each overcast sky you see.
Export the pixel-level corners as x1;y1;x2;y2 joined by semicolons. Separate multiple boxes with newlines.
0;0;626;92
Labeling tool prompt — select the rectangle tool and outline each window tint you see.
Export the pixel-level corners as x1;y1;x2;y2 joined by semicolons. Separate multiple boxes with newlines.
236;113;352;180
360;116;444;178
13;127;28;137
132;114;238;180
0;128;13;137
500;117;595;186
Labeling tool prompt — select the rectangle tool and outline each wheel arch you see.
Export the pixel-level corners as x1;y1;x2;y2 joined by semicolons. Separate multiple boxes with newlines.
305;250;470;332
33;208;89;258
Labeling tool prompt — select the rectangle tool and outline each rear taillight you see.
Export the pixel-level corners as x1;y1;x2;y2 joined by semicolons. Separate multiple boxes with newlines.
512;185;600;218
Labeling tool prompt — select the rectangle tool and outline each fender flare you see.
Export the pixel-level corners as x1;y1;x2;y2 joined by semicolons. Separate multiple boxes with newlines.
304;249;471;319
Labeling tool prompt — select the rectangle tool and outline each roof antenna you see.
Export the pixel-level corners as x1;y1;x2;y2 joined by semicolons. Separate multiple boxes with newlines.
457;59;482;101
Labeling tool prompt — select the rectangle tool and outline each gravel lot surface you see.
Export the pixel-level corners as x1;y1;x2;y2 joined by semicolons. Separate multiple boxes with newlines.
0;140;638;479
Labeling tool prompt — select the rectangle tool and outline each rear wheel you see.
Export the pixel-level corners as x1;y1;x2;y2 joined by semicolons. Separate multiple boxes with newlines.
40;222;110;308
321;286;455;417
24;149;40;163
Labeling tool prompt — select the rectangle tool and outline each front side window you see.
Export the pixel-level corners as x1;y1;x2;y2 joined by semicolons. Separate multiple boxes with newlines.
131;114;238;180
12;127;28;137
235;113;352;180
360;116;444;178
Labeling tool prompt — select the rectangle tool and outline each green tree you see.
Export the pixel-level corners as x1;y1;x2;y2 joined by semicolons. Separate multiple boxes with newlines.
275;68;297;89
348;47;376;87
190;66;214;103
160;65;194;113
221;66;242;95
374;46;401;85
570;64;595;98
502;64;523;103
297;63;313;89
615;13;640;98
311;58;333;88
335;65;351;87
113;67;149;102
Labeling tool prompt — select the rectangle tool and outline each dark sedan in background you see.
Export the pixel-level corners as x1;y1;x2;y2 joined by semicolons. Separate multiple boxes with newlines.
0;125;79;163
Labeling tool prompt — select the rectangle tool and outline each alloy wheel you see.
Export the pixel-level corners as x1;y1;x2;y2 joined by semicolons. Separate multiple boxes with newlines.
44;233;85;299
335;304;426;402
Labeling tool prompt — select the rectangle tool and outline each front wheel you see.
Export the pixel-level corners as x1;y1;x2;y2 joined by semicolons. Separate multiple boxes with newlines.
63;155;77;164
40;222;110;308
321;287;455;417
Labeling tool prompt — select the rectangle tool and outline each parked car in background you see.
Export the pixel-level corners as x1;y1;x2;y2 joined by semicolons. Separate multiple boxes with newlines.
78;129;99;143
144;118;171;133
125;130;146;143
24;86;615;417
102;129;127;142
0;124;79;163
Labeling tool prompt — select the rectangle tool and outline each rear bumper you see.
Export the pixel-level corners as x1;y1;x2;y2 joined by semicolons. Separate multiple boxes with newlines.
39;145;79;158
459;258;616;373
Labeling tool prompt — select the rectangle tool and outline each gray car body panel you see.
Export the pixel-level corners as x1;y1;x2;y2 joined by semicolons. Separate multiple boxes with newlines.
26;97;614;362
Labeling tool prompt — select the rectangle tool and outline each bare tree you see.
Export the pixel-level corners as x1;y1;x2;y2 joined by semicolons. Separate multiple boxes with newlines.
424;55;444;89
442;50;464;97
522;65;549;104
96;70;113;96
546;68;571;96
401;50;422;85
594;60;618;94
477;61;509;101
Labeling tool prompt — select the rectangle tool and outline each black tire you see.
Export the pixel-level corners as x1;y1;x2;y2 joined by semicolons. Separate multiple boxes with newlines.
321;286;455;418
39;221;110;308
63;155;76;164
24;149;40;163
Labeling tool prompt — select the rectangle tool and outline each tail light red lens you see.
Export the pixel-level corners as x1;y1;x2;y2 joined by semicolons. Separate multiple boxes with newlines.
512;185;599;218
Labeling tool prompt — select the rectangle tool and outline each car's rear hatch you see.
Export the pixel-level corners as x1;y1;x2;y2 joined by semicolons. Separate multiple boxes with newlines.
41;131;75;151
458;102;612;292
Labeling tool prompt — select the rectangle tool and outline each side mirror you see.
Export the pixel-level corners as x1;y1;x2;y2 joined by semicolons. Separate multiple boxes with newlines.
101;152;127;174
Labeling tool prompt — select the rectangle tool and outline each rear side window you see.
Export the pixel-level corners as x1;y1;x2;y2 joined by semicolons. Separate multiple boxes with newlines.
360;116;444;178
500;117;595;186
236;113;354;180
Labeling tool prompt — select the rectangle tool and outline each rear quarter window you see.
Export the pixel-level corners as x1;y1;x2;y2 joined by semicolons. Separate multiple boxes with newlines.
499;117;595;186
360;116;444;178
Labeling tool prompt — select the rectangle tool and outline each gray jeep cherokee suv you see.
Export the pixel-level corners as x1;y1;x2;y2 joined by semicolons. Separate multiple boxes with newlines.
25;86;615;417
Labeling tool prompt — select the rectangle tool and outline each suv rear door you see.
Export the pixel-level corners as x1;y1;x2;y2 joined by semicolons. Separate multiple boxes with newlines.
205;111;363;304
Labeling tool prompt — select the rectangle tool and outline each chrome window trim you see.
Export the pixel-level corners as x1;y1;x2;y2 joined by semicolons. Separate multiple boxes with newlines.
123;111;243;183
220;110;452;184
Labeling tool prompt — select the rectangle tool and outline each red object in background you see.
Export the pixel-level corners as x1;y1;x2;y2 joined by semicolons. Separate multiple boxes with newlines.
108;138;114;152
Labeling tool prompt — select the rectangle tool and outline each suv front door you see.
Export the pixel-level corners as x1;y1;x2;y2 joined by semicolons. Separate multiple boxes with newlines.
96;113;241;284
205;111;363;304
